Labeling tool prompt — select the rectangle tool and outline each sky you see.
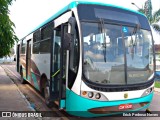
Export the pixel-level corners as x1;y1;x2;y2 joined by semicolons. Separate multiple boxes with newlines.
9;0;160;44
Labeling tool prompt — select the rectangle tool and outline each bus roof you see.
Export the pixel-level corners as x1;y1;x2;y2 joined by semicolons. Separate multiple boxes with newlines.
23;1;145;39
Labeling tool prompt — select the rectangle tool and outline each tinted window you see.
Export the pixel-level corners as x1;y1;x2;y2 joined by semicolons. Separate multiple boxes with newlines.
70;26;79;73
33;43;40;54
40;39;51;53
21;39;26;54
77;4;150;30
94;8;139;24
21;46;25;54
41;22;53;40
33;30;41;42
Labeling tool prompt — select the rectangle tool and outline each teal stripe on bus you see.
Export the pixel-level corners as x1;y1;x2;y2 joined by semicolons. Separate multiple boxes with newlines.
27;75;31;81
22;68;27;80
31;73;40;91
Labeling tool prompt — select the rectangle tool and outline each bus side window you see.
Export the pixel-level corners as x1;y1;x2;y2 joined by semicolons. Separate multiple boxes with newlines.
68;25;79;89
21;39;27;54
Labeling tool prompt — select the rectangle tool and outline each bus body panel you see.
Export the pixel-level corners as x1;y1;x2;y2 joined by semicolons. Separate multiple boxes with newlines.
80;81;154;101
66;89;153;117
20;55;41;91
70;8;82;95
31;54;50;78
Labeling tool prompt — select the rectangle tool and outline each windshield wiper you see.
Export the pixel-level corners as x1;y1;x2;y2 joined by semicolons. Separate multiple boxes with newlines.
133;24;140;34
130;24;141;59
131;24;140;44
99;18;107;62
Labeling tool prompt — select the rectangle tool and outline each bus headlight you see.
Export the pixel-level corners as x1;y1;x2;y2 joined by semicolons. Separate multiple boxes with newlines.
81;91;108;101
141;87;153;97
88;92;94;98
95;93;101;99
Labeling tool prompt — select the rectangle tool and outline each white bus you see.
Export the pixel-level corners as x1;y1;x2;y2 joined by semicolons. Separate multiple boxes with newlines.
16;1;155;117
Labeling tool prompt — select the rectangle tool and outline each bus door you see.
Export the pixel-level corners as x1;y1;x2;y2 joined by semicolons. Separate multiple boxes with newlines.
51;23;71;109
50;12;73;109
26;40;31;80
16;44;20;72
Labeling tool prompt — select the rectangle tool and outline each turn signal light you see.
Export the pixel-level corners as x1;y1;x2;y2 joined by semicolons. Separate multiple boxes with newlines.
82;91;87;96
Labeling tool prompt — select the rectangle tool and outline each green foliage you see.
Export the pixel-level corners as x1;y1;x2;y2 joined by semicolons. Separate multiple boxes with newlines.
155;81;160;88
144;0;152;22
0;0;18;57
138;0;160;34
138;9;145;14
151;9;160;33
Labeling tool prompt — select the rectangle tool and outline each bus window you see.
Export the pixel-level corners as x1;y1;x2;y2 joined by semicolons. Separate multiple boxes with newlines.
33;43;40;54
33;30;41;42
40;40;51;54
21;39;26;54
68;25;79;89
41;22;53;40
33;30;41;54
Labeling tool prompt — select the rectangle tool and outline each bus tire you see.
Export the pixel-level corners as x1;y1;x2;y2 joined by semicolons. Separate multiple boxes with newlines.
145;108;152;114
44;81;54;108
20;68;27;84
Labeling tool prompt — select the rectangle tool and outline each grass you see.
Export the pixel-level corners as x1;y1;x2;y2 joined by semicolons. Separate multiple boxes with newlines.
155;81;160;88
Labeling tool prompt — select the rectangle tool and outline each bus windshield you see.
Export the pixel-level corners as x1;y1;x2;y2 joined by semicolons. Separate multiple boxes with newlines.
82;22;154;85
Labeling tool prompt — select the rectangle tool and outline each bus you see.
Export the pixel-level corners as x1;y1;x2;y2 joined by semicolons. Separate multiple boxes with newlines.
16;1;155;117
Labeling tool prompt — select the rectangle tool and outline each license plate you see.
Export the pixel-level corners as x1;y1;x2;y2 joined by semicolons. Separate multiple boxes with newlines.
118;104;133;110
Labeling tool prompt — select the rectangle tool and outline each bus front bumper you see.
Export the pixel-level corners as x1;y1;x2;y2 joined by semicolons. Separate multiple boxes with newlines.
66;90;154;117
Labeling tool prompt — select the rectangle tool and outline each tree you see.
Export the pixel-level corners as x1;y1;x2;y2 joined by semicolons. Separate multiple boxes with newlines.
138;0;160;34
0;0;18;58
10;47;15;56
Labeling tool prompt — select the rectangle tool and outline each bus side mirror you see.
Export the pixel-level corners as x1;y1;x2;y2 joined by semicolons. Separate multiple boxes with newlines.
69;17;76;34
64;33;72;50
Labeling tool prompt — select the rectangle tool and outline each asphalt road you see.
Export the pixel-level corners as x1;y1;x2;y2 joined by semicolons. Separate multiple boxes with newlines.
1;63;160;120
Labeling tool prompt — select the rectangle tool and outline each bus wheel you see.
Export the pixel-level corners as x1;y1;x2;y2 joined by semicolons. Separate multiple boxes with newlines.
44;82;54;108
145;108;152;113
20;68;27;84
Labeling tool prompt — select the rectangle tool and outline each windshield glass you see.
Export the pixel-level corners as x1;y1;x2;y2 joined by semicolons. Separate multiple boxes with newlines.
82;22;154;85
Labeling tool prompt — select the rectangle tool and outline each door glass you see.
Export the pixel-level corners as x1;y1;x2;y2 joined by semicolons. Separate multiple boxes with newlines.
27;41;31;80
52;29;61;93
68;25;79;89
51;25;68;103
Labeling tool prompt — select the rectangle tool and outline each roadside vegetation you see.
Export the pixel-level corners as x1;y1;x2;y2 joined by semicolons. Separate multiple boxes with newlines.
138;0;160;34
155;81;160;88
0;0;18;58
138;0;160;88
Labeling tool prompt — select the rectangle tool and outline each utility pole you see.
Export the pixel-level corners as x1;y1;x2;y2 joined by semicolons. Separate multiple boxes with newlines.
131;2;144;14
131;3;140;9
